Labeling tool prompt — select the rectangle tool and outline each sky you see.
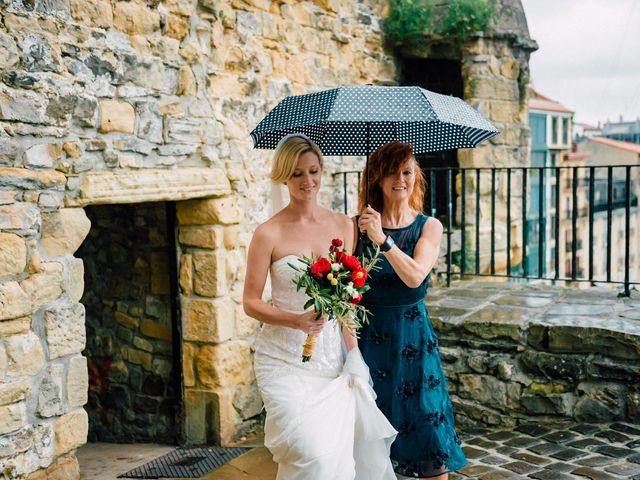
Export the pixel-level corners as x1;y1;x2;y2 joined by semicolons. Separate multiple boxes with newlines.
520;0;640;126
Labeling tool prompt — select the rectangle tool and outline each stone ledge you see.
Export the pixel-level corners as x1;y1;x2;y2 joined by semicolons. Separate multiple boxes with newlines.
67;168;231;206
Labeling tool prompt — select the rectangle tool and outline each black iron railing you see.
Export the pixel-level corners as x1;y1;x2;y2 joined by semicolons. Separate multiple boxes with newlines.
334;165;640;296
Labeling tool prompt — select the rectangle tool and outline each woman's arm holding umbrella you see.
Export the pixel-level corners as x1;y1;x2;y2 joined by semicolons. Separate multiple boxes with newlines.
359;206;443;289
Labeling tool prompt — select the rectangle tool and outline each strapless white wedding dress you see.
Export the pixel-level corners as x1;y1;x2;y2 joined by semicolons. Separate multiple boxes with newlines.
253;255;397;480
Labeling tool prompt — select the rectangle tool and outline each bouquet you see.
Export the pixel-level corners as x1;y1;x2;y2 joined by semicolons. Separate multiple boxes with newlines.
289;238;381;362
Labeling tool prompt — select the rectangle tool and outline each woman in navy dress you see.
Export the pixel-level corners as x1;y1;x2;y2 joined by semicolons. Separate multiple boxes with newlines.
356;141;466;479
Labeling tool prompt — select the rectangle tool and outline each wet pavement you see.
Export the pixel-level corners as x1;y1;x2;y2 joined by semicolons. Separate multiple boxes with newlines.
78;421;640;479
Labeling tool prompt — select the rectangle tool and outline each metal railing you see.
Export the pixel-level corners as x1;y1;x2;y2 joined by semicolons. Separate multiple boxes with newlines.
334;165;640;296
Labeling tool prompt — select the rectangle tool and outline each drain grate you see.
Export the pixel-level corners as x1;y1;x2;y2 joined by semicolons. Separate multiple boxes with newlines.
118;446;250;479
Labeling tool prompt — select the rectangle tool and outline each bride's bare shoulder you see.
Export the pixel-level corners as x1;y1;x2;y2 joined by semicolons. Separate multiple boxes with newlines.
327;209;353;230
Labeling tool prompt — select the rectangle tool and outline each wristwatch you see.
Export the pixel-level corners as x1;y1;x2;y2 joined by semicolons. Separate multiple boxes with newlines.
379;234;395;253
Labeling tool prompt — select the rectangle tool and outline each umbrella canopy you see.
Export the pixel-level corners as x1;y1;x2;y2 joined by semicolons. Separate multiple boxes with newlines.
250;85;499;156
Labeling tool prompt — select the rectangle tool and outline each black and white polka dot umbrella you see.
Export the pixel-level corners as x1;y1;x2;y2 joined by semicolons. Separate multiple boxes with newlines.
250;85;499;156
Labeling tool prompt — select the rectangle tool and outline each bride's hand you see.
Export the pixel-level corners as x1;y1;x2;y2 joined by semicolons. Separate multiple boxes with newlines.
358;205;386;246
294;311;327;335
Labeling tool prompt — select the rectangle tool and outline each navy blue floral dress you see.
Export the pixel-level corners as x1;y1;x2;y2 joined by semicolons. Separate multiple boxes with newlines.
359;214;466;478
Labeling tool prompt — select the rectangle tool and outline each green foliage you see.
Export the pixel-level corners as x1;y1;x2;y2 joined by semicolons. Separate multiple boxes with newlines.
384;0;495;46
384;0;433;47
444;0;494;38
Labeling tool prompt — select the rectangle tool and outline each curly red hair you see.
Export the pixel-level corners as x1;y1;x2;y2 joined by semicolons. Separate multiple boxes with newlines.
358;141;426;214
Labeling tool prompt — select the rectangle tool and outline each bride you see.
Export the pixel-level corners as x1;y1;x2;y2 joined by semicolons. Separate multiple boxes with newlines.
243;134;397;480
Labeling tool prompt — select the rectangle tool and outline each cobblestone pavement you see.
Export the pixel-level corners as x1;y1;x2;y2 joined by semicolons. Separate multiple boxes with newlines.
452;422;640;480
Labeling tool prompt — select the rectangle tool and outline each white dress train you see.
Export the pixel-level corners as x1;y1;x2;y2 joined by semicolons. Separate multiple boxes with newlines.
253;255;397;480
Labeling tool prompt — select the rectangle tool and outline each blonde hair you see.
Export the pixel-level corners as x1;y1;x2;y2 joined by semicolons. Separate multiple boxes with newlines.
270;134;324;183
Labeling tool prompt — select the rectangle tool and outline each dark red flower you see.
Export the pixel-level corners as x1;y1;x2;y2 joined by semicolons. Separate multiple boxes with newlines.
310;258;331;279
341;254;361;272
349;293;363;304
350;267;367;288
331;238;343;248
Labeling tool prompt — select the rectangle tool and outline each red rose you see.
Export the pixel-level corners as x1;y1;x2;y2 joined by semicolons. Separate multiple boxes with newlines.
341;254;361;271
349;293;363;304
310;258;331;279
331;238;343;248
335;250;344;262
350;267;367;288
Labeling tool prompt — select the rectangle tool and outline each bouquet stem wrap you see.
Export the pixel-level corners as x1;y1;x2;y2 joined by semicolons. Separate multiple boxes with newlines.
301;334;317;363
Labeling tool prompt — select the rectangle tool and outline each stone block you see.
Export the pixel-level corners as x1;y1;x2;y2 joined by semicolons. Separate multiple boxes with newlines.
113;1;160;35
0;85;47;124
195;341;254;389
183;297;233;343
209;74;247;98
125;347;153;371
521;350;586;381
177;65;197;96
234;305;259;337
66;257;85;303
223;225;244;249
225;249;245;285
165;117;202;144
133;336;153;352
6;332;45;377
574;382;626;422
44;303;86;359
0;343;6;381
23;143;61;169
0;203;40;230
0;233;27;276
232;383;262;420
40;208;91;256
123;55;167;92
165;13;189;39
114;311;139;329
0;317;31;336
182;342;196;388
99;99;135;134
462;306;528;342
41;455;80;480
54;409;88;456
179;254;193;295
183;389;216;444
136;102;163;144
70;0;113;28
193;251;227;297
0;282;32;320
150;251;170;295
0;380;30;406
0;402;27;435
179;226;224;249
0;32;20;69
176;197;244;226
458;374;520;410
67;356;88;407
140;319;172;341
37;363;65;418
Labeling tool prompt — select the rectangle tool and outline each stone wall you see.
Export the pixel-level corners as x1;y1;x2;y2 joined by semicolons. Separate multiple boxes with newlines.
429;281;640;427
78;203;177;444
1;0;397;476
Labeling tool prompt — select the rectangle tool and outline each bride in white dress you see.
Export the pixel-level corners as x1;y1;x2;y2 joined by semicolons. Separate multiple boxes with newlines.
243;134;397;480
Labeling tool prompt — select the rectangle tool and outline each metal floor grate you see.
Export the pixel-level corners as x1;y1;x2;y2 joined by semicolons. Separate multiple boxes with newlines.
118;446;250;479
